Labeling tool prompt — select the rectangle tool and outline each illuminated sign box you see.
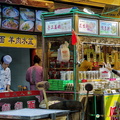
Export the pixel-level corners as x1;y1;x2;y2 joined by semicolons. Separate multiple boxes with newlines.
99;20;118;36
78;18;98;35
44;18;72;35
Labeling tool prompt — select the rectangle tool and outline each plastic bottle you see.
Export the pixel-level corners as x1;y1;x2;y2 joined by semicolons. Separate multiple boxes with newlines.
0;88;4;92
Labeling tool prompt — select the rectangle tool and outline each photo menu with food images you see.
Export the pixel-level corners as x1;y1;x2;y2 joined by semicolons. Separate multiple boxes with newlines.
0;4;48;32
20;7;35;32
2;5;19;30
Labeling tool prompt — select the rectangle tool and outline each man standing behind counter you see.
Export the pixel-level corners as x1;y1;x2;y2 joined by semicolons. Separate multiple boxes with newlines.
0;55;13;92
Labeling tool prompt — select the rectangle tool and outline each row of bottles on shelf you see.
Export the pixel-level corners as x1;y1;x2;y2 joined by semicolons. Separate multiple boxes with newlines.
66;80;120;92
49;70;120;80
79;71;120;80
57;79;120;92
49;71;74;79
49;59;73;69
79;80;120;94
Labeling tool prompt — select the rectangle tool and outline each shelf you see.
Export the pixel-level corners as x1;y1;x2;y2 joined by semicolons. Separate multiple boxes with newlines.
49;67;73;70
49;56;57;58
78;34;120;39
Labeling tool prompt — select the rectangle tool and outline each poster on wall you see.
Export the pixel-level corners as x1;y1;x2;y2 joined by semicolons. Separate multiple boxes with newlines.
19;7;35;32
78;18;98;34
1;5;19;30
45;18;72;35
99;20;118;36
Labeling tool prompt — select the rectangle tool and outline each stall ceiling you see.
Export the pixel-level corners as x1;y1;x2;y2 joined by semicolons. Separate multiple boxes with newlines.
53;0;105;8
53;0;120;7
1;0;117;9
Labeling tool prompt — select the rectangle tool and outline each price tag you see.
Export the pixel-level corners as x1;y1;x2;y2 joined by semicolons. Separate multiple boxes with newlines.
111;90;116;94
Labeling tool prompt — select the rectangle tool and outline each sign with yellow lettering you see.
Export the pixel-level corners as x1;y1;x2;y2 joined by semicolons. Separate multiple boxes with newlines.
0;33;37;48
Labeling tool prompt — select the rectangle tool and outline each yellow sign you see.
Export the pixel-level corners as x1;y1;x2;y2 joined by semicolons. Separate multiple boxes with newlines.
101;4;120;18
0;33;37;48
104;94;120;120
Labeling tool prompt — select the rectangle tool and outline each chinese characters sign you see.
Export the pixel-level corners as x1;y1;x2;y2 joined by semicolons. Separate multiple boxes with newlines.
100;20;118;36
104;94;120;120
0;33;37;48
45;18;72;35
78;18;98;34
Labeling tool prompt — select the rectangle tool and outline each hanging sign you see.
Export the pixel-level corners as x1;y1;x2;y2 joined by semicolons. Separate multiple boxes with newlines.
0;33;37;48
44;18;72;35
99;20;118;36
78;18;98;34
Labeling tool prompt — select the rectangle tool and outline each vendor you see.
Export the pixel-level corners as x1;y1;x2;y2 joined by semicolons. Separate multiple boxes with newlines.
79;55;93;71
104;62;120;77
0;55;13;92
26;55;43;90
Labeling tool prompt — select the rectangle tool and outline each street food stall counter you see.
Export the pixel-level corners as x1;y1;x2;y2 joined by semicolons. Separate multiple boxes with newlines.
0;90;41;111
0;108;70;120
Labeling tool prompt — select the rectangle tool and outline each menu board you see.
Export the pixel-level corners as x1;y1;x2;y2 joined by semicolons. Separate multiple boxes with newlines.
20;8;35;32
2;5;19;30
0;3;48;33
99;20;118;36
78;18;98;34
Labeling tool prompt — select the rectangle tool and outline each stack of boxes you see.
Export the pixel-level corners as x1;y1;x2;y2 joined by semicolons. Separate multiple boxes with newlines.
48;79;73;91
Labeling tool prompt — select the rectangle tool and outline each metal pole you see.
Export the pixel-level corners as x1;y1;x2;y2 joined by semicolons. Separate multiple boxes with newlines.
73;45;77;100
94;95;97;120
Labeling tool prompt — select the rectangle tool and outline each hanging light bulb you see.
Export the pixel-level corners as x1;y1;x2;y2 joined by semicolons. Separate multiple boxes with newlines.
83;8;95;14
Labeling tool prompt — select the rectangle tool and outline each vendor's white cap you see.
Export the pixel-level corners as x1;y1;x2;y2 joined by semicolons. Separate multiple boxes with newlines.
3;55;12;64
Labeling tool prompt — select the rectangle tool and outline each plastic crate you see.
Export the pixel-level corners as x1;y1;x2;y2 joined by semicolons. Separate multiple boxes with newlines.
48;79;69;91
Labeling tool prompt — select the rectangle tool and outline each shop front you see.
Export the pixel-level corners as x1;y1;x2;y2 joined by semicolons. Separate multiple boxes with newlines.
0;2;48;111
41;8;120;120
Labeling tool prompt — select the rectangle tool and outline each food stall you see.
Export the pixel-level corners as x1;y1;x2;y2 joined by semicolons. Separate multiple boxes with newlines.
0;2;49;111
41;8;120;120
0;1;72;120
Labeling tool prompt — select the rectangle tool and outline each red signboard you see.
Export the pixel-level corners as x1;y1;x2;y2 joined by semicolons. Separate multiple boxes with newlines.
0;90;42;111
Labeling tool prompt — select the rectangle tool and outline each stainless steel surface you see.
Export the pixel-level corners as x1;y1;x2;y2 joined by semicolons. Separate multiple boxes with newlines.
0;108;69;120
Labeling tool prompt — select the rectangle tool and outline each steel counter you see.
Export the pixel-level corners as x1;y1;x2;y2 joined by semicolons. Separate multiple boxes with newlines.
0;108;70;120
